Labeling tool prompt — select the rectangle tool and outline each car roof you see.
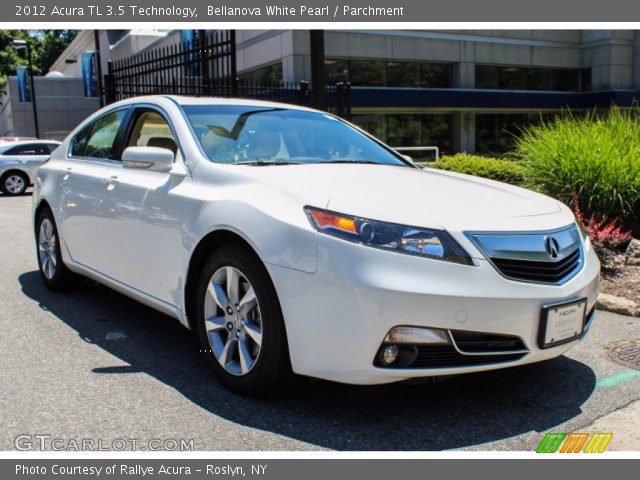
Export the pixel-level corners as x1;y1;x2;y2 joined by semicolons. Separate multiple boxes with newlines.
113;95;321;113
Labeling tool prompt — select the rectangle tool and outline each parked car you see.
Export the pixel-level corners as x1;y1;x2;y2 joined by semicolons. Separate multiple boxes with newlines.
0;140;61;196
32;96;600;394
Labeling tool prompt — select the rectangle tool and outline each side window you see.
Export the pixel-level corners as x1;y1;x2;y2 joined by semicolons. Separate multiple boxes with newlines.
70;110;127;160
126;111;178;157
46;143;60;154
6;144;39;155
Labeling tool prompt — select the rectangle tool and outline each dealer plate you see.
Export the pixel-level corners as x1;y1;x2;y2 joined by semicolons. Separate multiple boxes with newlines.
539;298;587;349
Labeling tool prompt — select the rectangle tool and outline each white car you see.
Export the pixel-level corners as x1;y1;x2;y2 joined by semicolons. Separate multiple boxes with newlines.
0;140;61;196
32;96;600;394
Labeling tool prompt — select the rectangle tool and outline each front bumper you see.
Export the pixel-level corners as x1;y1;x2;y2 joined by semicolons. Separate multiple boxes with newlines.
267;233;600;385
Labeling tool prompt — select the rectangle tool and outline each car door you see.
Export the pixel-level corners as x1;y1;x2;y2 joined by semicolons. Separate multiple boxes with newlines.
58;108;129;272
98;106;192;306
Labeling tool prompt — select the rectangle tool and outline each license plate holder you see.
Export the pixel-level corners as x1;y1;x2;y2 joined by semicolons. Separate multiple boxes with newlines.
538;298;587;349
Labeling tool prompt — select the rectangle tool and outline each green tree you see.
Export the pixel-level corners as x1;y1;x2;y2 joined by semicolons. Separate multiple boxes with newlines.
0;30;78;92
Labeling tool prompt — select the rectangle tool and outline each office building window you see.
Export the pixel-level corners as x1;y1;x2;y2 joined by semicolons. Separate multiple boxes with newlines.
326;59;453;88
475;66;589;92
475;113;557;154
352;113;453;156
238;63;283;84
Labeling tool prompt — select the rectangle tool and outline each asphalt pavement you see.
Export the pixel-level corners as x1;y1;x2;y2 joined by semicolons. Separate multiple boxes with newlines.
1;193;639;451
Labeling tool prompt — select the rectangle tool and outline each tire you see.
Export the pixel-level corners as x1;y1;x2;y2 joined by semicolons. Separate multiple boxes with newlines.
195;243;293;395
1;171;29;196
36;208;80;290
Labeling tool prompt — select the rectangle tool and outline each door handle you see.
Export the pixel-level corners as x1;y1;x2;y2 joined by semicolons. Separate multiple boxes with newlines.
101;175;119;190
58;168;72;181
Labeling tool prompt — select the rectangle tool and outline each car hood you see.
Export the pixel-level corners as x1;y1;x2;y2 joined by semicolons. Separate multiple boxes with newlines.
235;163;571;231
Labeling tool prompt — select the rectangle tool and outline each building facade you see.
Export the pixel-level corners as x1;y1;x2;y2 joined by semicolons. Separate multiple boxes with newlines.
9;29;640;154
233;30;640;156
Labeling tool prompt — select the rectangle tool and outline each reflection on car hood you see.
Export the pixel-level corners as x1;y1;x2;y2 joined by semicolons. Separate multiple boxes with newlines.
236;163;569;231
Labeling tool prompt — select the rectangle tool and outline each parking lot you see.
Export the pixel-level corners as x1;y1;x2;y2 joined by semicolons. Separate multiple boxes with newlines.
1;193;640;451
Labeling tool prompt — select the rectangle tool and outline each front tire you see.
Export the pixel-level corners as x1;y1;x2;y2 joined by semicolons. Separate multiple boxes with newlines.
1;171;29;196
196;243;292;395
36;209;79;290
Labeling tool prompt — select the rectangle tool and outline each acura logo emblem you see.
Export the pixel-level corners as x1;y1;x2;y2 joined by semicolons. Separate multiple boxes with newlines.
544;236;560;259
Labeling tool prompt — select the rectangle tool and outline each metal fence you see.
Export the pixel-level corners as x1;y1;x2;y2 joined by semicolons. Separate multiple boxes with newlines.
104;30;351;119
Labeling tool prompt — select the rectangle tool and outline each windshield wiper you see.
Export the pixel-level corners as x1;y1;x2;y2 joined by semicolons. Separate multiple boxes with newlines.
321;159;382;165
235;160;301;166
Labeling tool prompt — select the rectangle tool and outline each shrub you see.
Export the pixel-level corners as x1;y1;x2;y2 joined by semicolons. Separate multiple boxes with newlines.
572;194;631;251
428;153;528;186
515;107;640;235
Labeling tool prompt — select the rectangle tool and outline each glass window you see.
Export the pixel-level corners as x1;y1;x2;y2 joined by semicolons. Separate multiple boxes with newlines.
387;62;421;87
238;63;283;84
326;58;453;88
5;144;50;155
127;111;177;156
475;113;556;154
476;65;586;91
183;105;408;167
71;110;127;159
420;63;453;88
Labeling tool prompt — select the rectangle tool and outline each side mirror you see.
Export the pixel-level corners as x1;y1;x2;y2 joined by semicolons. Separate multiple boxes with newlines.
401;154;413;162
122;146;174;172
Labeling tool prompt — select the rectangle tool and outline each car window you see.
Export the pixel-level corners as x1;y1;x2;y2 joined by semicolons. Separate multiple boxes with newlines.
46;143;60;154
127;111;178;157
4;144;50;156
70;110;127;160
183;105;408;166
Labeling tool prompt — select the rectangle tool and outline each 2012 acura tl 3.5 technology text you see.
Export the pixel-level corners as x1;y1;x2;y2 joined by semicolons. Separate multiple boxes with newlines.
32;96;600;393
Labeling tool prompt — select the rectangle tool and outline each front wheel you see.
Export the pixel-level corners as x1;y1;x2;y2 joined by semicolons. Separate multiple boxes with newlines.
36;209;80;290
196;244;293;395
1;171;29;196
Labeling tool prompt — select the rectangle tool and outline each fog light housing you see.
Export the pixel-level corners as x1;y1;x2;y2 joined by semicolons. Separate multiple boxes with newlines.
384;326;449;344
382;345;399;365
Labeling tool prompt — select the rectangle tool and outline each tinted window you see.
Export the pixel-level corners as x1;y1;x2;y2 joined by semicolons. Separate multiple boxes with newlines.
5;144;50;155
184;105;408;166
70;110;126;159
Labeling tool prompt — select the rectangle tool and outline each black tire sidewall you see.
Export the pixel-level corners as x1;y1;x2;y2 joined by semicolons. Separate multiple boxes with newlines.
195;244;291;394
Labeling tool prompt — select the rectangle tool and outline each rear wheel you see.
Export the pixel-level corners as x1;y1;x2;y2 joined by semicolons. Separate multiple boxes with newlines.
196;243;292;395
36;209;79;290
1;171;28;196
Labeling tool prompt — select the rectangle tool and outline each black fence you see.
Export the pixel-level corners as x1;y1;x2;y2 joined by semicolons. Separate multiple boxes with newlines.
104;30;351;120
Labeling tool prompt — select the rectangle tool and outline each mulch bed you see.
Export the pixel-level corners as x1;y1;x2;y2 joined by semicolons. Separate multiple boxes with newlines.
598;248;640;304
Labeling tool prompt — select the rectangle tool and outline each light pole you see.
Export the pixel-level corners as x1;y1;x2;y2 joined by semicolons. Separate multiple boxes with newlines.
12;39;40;138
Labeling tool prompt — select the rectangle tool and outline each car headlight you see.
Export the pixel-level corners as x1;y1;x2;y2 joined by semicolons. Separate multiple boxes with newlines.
304;206;473;266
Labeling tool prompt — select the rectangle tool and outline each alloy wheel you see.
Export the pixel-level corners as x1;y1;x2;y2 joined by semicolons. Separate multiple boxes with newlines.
204;266;263;376
38;218;57;280
5;175;25;194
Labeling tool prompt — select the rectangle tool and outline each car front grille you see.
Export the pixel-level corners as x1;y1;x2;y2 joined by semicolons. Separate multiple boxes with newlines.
467;225;584;285
490;248;581;284
412;346;526;368
449;330;527;353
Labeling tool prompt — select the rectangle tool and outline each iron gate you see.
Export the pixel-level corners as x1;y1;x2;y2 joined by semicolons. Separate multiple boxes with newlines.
104;30;351;119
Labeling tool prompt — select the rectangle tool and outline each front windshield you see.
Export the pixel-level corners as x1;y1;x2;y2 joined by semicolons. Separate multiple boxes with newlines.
182;104;409;166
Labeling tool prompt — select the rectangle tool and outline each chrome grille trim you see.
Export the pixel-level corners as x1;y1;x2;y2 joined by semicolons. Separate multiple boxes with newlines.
465;225;585;285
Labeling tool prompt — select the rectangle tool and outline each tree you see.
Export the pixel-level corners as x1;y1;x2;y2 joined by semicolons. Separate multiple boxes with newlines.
0;30;78;92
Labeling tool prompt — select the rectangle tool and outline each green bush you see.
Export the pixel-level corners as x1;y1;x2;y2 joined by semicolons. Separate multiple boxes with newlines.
515;107;640;234
428;153;528;186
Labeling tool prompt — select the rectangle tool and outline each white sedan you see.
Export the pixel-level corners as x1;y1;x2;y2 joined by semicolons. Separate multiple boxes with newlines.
32;96;600;394
0;140;60;195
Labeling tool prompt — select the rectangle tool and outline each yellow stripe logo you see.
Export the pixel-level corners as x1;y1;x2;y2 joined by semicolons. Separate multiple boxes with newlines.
537;432;613;453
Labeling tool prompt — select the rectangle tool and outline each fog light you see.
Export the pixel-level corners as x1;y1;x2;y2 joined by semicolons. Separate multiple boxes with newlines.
384;326;449;344
382;345;399;365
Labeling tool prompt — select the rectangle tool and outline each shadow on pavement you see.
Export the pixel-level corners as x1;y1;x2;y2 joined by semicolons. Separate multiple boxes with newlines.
19;270;596;450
